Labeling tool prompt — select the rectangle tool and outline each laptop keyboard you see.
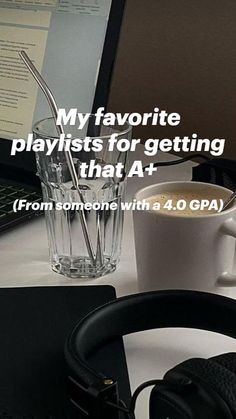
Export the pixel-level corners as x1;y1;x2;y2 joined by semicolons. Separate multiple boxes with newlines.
0;179;42;231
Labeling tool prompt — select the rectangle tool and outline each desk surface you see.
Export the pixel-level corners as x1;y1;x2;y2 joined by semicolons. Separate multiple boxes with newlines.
0;151;235;418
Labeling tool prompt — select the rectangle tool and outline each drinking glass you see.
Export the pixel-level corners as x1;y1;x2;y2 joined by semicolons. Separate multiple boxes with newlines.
33;115;131;278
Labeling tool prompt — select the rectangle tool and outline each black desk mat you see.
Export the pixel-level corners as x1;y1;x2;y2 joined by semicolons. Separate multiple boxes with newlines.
0;286;131;418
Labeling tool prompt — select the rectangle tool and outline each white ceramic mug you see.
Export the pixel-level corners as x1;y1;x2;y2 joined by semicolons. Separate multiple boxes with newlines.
133;181;236;292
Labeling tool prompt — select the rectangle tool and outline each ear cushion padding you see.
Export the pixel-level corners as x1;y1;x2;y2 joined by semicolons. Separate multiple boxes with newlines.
211;353;236;376
166;357;236;418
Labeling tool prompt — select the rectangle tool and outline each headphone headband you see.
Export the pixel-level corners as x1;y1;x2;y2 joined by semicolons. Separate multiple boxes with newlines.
65;290;236;391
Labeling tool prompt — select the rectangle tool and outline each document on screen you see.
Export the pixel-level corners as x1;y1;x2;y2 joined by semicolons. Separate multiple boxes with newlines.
0;9;50;139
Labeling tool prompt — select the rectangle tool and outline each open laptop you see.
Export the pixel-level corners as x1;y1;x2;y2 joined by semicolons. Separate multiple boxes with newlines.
0;0;125;232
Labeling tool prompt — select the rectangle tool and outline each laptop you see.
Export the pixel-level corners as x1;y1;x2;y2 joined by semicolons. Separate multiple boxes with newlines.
0;0;125;232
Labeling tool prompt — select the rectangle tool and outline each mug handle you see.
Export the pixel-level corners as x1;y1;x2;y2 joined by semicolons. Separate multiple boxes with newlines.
217;219;236;286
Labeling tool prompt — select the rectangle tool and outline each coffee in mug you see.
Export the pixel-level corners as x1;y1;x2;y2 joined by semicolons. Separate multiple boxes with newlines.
133;181;236;293
145;188;230;216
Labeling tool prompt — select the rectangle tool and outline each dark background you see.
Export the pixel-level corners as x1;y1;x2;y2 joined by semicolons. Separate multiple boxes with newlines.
108;0;236;158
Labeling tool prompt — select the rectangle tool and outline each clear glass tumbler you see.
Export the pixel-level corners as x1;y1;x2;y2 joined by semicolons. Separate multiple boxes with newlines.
33;116;131;278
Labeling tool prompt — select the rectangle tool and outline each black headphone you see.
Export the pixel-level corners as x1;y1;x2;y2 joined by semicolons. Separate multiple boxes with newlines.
65;290;236;419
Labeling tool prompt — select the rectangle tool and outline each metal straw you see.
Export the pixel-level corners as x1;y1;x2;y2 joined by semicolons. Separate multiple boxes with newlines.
222;190;236;211
19;51;97;265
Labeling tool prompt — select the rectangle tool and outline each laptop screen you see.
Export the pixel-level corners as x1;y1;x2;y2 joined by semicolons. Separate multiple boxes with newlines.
0;0;125;173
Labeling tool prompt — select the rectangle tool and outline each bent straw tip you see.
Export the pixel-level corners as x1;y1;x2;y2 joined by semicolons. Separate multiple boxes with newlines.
19;51;30;63
19;50;26;57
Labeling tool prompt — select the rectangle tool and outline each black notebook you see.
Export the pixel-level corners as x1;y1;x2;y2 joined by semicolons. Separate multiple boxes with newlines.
0;286;130;418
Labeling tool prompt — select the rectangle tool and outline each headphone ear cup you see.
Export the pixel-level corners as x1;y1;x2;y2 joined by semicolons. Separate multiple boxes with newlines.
165;357;236;418
211;353;236;376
